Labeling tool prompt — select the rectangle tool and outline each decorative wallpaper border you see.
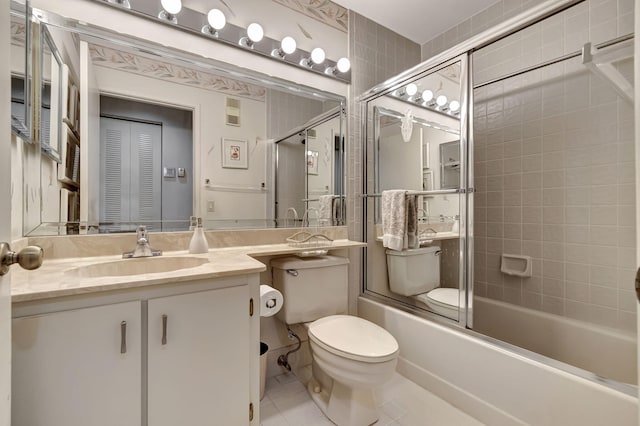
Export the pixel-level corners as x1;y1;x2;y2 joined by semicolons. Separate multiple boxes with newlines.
11;21;26;46
272;0;348;33
89;45;267;102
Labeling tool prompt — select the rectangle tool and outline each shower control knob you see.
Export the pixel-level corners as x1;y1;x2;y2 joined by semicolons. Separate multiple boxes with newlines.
0;243;44;276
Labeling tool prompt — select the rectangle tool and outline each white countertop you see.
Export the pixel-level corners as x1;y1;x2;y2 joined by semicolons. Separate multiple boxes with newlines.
11;240;365;303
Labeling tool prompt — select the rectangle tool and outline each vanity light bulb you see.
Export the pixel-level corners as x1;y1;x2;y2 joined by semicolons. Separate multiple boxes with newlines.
247;23;264;42
405;83;418;97
311;47;326;64
449;100;460;112
336;57;351;73
436;95;448;107
207;9;226;30
281;36;297;54
422;90;434;102
161;0;182;15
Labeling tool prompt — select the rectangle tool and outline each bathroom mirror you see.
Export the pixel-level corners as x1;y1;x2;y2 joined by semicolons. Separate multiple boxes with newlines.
439;140;460;190
10;1;34;141
363;55;468;321
275;107;344;227
17;5;346;236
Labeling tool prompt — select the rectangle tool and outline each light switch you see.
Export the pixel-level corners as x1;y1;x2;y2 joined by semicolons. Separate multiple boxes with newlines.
207;201;215;212
178;167;186;177
163;167;176;178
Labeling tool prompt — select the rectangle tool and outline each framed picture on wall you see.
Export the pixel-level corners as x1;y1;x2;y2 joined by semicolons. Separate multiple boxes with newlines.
307;150;319;175
221;138;248;169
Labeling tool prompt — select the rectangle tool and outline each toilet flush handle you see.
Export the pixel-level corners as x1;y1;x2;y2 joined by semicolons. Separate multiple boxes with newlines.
286;269;298;277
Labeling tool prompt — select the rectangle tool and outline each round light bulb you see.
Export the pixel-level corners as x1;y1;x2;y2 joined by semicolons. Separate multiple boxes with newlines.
311;47;325;64
207;9;226;30
161;0;182;15
422;90;434;102
336;57;351;73
247;23;264;42
449;100;460;112
405;83;418;97
281;36;297;54
436;95;448;107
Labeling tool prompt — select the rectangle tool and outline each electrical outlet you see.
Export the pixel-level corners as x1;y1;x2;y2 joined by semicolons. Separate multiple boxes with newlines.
207;201;215;212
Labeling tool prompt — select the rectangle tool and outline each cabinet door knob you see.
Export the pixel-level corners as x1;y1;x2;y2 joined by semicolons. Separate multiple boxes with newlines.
0;243;44;276
162;314;168;345
120;321;127;354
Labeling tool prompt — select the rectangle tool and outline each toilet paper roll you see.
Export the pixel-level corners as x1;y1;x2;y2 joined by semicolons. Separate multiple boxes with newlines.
259;285;283;317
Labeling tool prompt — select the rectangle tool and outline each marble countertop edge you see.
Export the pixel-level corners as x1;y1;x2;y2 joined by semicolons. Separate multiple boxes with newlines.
11;240;365;303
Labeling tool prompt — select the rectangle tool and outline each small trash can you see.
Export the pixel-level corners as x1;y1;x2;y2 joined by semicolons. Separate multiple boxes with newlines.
260;342;268;400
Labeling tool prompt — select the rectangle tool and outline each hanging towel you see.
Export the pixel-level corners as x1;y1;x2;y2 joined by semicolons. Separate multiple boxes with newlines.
382;190;407;251
406;194;419;249
332;196;342;226
318;195;334;226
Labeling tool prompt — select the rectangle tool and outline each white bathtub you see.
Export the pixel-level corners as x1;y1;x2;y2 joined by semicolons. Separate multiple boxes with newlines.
473;296;637;385
359;296;638;426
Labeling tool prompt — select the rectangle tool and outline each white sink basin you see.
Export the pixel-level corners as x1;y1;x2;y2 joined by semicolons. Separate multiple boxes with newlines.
65;256;210;278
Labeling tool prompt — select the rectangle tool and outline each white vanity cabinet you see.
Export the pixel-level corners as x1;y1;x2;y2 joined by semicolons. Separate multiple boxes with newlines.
12;301;142;426
12;275;259;426
147;286;250;426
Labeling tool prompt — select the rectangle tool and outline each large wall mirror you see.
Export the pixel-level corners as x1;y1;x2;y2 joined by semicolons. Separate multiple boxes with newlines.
10;0;33;141
13;2;346;236
363;55;468;321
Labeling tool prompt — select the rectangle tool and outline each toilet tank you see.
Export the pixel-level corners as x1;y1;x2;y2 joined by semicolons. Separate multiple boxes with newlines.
386;247;440;296
271;255;349;324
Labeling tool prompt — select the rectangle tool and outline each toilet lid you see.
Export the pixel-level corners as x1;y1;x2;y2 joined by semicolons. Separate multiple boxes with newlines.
308;315;399;363
427;288;459;307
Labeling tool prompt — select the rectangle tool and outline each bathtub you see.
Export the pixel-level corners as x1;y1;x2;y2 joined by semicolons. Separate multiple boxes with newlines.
359;296;638;426
473;296;637;385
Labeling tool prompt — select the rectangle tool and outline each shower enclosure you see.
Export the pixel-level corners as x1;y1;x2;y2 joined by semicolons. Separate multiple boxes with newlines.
360;0;636;391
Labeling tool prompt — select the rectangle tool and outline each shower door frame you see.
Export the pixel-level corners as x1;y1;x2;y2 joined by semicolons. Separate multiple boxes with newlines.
358;0;592;331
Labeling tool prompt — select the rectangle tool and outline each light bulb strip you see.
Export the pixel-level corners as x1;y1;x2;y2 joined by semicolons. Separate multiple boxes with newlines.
392;83;461;117
95;0;351;83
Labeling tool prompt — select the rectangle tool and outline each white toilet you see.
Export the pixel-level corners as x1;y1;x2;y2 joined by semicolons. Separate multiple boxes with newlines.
386;247;459;318
271;256;399;426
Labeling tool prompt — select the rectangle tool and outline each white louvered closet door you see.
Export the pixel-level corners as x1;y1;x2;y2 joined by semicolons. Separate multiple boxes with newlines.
100;117;161;231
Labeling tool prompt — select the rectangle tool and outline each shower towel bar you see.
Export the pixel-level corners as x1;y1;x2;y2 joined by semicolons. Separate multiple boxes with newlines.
361;189;464;198
474;33;633;90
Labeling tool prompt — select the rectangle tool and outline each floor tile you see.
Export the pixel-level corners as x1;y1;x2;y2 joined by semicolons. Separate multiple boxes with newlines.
261;372;485;426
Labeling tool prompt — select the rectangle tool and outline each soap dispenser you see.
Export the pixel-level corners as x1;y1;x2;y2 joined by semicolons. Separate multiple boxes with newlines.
188;217;209;254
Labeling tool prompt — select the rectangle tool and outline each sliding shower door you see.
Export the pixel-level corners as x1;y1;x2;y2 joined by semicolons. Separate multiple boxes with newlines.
471;2;636;385
361;54;473;325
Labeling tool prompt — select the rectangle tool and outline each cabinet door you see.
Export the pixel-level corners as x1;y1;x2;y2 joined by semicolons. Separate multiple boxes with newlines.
148;286;250;426
12;301;142;426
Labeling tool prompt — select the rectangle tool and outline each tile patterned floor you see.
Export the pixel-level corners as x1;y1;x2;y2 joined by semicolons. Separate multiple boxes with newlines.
260;372;485;425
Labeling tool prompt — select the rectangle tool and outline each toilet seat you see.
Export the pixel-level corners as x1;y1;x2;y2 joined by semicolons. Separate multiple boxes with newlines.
413;288;459;317
308;315;399;363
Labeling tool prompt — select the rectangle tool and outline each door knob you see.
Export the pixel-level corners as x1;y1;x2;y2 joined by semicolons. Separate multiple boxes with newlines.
0;242;44;276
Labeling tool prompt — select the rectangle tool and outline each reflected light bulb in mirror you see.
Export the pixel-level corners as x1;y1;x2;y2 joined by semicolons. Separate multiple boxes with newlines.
449;100;460;112
161;0;181;15
405;83;418;97
311;48;326;64
207;9;226;30
247;23;264;42
337;57;351;73
422;90;434;103
436;95;448;107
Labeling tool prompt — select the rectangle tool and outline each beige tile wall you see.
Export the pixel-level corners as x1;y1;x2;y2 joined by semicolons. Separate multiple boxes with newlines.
347;11;421;313
471;0;635;331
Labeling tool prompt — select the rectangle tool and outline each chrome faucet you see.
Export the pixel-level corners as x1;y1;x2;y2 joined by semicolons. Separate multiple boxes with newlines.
123;225;162;258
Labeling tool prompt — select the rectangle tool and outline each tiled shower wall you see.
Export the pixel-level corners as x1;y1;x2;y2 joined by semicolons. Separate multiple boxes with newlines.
347;11;421;313
471;0;636;332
